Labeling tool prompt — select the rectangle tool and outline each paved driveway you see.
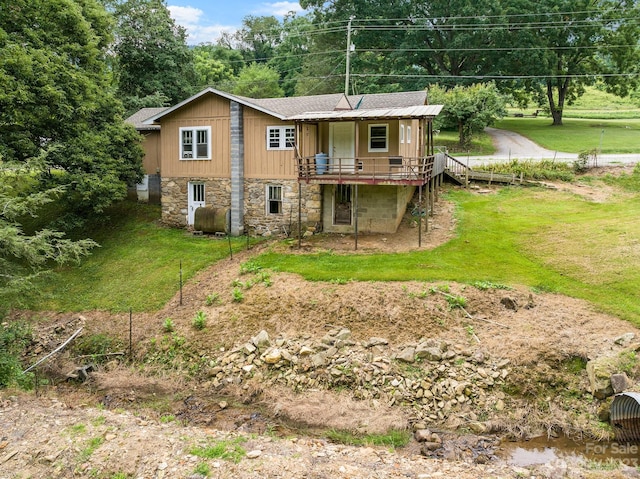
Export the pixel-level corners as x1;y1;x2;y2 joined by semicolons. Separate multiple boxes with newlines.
464;127;638;167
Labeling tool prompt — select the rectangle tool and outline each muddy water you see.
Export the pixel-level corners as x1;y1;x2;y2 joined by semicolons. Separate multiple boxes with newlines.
498;436;640;468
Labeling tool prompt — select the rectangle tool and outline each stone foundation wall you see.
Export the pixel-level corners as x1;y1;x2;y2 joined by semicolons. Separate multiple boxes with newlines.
244;179;322;237
161;176;321;236
161;177;231;227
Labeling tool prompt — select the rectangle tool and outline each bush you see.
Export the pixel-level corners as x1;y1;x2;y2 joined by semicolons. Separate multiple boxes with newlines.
0;321;33;388
192;311;207;330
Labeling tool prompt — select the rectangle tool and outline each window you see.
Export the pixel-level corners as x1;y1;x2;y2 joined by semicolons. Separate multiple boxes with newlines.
368;124;388;152
267;126;295;150
407;126;412;144
400;124;405;144
266;185;283;214
180;127;211;159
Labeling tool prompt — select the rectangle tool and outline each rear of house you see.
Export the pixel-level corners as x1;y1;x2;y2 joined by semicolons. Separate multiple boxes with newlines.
138;88;442;236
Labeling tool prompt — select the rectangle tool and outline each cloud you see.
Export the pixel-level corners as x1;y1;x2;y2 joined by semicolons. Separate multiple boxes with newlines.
168;5;236;45
253;2;305;17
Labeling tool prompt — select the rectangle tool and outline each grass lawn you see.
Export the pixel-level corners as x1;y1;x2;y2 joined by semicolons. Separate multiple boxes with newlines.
30;202;253;312
434;129;496;156
253;172;640;326
494;117;640;154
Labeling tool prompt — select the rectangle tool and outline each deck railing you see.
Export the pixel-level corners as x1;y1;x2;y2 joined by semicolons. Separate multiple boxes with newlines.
296;155;437;184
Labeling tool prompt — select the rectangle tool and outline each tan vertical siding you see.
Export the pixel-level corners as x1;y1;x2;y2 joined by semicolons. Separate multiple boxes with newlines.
159;94;231;178
141;131;161;174
244;109;297;179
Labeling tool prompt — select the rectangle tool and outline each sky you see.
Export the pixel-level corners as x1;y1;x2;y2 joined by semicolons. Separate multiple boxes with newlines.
167;1;306;45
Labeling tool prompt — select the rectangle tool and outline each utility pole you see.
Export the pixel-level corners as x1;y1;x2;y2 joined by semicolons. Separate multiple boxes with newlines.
345;16;354;96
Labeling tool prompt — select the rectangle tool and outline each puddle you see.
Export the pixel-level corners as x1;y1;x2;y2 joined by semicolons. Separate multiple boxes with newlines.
498;436;640;468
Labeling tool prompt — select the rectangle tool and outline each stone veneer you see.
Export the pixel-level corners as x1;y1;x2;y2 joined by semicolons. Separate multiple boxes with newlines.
161;177;231;227
244;179;321;236
161;176;321;236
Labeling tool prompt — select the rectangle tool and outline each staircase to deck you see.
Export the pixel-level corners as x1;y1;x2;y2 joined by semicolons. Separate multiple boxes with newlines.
444;154;525;185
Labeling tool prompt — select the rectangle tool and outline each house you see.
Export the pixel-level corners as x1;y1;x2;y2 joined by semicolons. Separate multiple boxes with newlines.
136;88;443;237
125;107;166;204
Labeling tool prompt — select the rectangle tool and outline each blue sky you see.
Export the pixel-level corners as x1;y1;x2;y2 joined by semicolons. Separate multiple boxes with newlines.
167;1;306;45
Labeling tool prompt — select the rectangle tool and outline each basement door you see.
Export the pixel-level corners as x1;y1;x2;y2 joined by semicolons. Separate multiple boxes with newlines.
187;181;205;225
333;184;352;225
329;122;355;173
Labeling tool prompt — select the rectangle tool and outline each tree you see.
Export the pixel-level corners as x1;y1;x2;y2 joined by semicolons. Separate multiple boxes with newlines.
232;63;284;98
429;83;507;149
112;0;196;112
500;0;640;125
0;156;97;315
191;44;238;90
0;0;144;224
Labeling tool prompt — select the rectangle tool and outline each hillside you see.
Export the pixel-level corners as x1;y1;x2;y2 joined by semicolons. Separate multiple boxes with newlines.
3;169;640;478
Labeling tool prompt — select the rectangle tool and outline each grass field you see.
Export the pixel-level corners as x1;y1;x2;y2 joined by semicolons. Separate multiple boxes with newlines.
24;167;640;327
494;117;640;154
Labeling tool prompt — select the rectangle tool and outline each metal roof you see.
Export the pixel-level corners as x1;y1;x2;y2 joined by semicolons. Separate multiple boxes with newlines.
286;104;443;121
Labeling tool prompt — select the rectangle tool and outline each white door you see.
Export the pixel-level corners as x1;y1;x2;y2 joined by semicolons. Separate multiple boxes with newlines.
187;182;205;225
329;122;355;173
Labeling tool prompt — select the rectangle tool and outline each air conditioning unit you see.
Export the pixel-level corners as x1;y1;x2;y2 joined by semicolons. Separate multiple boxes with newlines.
183;152;193;158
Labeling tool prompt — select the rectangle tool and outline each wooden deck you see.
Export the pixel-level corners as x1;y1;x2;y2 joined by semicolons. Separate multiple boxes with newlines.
296;154;446;186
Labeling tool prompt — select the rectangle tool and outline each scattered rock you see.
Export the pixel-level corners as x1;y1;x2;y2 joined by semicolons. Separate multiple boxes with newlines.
500;297;518;311
396;347;416;363
610;373;630;394
614;333;635;345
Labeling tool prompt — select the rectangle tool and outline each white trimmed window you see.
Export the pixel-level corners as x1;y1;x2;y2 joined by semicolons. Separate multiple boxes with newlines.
266;185;283;214
400;124;405;144
368;124;388;152
267;126;295;150
407;125;412;144
180;126;211;159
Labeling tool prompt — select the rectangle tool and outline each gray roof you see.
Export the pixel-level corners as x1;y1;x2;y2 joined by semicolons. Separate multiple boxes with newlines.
142;88;435;125
125;107;168;130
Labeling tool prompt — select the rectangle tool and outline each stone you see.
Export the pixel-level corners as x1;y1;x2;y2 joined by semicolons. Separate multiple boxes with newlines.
414;429;431;442
252;330;271;349
587;356;617;399
246;450;262;459
263;348;282;364
242;342;257;355
396;347;416;363
468;422;487;434
611;373;630;393
299;346;314;356
415;346;442;362
500;296;518;311
335;328;351;341
494;399;505;411
614;333;635;345
366;337;389;347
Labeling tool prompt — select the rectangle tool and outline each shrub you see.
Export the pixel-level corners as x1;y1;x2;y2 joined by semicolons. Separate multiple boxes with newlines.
162;318;175;333
0;321;33;388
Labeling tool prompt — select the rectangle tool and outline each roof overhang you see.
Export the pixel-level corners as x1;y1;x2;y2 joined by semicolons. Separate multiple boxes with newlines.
287;105;443;122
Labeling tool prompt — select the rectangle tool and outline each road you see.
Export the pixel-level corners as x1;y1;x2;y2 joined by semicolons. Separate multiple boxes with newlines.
460;127;639;168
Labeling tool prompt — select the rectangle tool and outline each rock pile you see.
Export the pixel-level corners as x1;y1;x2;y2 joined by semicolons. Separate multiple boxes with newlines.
205;327;510;424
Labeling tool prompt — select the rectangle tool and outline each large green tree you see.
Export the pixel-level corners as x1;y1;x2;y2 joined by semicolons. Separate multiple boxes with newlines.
112;0;196;111
498;0;640;125
232;63;284;98
0;0;144;223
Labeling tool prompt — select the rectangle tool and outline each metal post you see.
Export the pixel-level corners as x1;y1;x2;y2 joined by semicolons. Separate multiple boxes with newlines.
129;308;133;361
354;184;358;251
418;184;422;247
179;260;183;306
227;233;233;259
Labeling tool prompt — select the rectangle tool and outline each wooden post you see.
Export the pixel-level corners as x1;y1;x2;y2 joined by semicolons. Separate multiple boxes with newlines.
354;184;358;251
424;182;428;232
